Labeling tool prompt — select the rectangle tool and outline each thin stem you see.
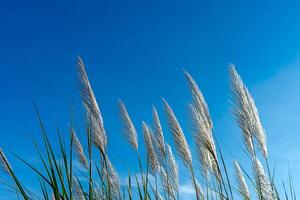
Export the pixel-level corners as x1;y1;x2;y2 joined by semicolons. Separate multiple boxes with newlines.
189;164;200;200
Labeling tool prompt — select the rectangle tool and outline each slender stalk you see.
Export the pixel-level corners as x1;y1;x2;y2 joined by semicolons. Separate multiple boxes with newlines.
189;164;200;200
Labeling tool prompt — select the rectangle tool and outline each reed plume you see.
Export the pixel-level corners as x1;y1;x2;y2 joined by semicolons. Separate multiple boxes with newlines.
71;128;88;169
103;157;120;200
159;166;176;200
166;144;179;193
229;64;267;158
189;103;213;177
149;128;163;167
163;99;201;200
162;99;192;167
72;177;85;200
233;160;250;200
0;57;292;200
77;57;107;152
152;106;166;160
93;183;102;199
184;71;212;131
142;122;158;173
185;71;218;178
118;100;138;151
253;158;275;200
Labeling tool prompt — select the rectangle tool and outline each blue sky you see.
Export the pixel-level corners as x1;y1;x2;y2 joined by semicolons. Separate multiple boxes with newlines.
1;0;300;198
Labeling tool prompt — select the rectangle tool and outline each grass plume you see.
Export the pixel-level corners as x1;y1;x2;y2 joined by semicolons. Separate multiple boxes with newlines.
0;59;296;200
119;100;138;151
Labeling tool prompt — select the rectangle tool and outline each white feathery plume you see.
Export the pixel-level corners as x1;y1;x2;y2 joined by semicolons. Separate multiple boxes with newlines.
72;177;85;200
93;183;102;199
184;71;212;131
189;104;217;178
89;112;107;152
234;160;250;200
103;157;120;200
0;148;11;175
149;127;164;168
166;144;179;193
118;100;138;151
159;166;176;200
162;98;192;167
230;64;267;158
77;57;102;126
247;89;267;157
71;128;88;169
77;57;107;152
184;72;216;157
195;135;212;178
253;158;276;200
142;122;158;173
185;72;218;177
230;65;254;155
152;106;166;160
108;159;120;199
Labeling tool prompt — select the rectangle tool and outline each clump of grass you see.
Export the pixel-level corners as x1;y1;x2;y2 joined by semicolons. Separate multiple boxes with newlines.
0;57;297;200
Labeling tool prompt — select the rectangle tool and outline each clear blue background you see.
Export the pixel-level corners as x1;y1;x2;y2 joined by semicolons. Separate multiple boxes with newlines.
1;0;300;198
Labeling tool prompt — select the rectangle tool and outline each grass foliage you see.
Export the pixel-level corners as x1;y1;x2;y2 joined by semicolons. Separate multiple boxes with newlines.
0;58;297;200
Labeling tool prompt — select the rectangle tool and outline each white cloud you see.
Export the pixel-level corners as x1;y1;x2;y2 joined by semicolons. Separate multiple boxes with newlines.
178;183;196;199
179;183;195;194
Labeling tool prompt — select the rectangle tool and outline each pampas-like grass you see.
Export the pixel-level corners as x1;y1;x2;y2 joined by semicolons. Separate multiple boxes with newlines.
0;58;295;200
166;144;179;194
230;64;267;158
72;177;85;200
103;157;120;200
162;99;201;200
233;160;250;200
92;183;102;199
158;166;176;200
185;71;218;179
152;106;166;160
71;128;88;169
184;71;212;130
77;57;107;152
162;99;192;167
253;158;275;200
142;122;158;173
189;103;214;177
118;100;138;151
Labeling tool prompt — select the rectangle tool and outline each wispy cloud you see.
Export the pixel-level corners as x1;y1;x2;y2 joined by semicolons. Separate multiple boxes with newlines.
178;183;196;199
